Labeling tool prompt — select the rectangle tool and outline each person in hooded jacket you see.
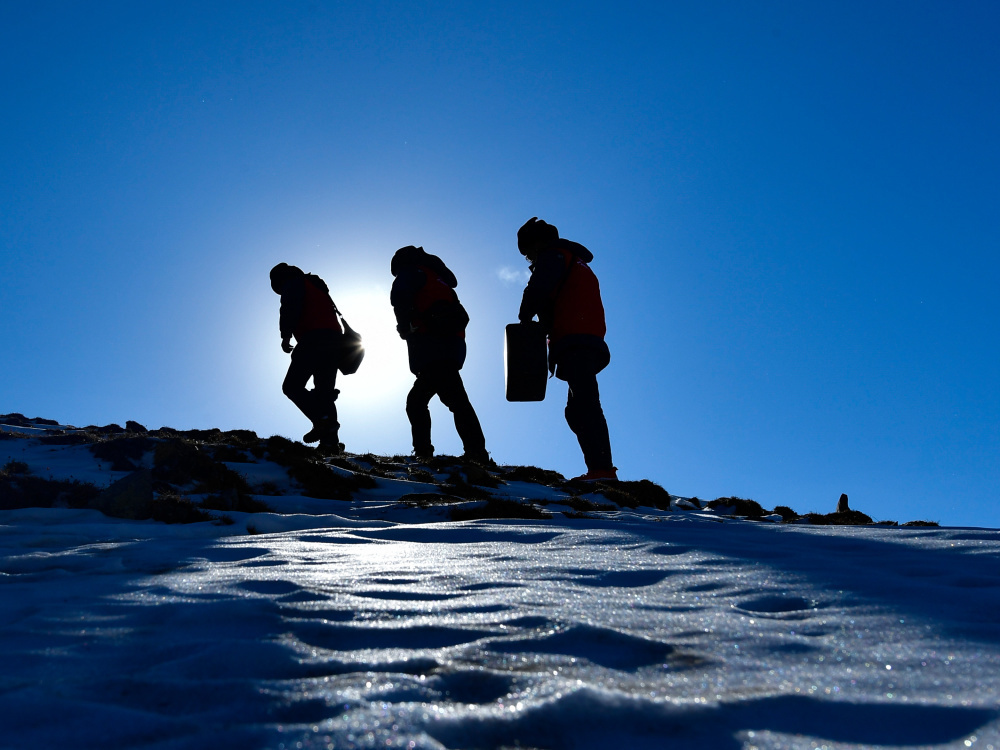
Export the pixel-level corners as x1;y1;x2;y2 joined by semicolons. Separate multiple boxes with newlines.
516;218;616;480
390;246;489;464
270;263;345;454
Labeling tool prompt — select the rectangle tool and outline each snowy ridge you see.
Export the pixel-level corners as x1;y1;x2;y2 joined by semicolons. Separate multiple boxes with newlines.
1;415;999;749
0;414;930;528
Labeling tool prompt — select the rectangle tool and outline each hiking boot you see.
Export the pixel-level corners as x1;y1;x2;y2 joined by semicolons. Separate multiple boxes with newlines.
305;415;341;445
318;439;345;456
571;468;618;482
413;444;434;461
303;417;333;444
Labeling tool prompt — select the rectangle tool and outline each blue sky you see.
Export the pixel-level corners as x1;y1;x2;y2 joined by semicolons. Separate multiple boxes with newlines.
2;1;998;526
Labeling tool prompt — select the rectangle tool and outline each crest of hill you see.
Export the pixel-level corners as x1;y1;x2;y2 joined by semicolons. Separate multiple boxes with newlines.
0;414;938;528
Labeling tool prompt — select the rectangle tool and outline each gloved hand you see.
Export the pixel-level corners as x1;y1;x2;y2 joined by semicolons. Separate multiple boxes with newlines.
281;337;294;354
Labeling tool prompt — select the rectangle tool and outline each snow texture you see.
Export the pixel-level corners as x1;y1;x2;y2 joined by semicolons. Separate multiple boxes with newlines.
1;418;999;749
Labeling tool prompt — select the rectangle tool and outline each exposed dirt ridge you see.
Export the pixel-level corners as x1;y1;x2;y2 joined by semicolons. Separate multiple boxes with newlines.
0;414;937;527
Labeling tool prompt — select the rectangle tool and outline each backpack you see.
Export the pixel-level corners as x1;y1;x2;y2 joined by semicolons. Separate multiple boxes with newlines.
333;305;365;375
414;265;469;337
423;298;470;336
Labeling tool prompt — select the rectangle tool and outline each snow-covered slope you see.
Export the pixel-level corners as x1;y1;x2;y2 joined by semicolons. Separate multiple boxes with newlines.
1;416;997;749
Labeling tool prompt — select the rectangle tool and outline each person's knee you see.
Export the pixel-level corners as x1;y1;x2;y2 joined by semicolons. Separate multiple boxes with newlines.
437;374;468;409
281;378;300;399
406;389;429;414
439;388;469;412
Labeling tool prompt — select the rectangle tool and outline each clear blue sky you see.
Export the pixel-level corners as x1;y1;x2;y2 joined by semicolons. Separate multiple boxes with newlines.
2;1;997;526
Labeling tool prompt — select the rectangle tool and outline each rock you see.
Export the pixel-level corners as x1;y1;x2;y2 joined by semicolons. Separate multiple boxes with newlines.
90;469;154;520
89;437;152;471
837;493;850;512
125;420;148;434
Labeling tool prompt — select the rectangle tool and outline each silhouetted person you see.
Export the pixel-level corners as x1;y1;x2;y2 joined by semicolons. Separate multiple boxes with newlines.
390;246;489;464
269;263;344;454
517;218;616;480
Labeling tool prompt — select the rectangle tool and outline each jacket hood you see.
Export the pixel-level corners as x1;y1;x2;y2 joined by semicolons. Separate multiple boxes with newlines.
391;246;458;287
553;238;593;263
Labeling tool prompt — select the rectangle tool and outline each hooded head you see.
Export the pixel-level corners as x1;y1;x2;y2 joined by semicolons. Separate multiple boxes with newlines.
390;245;427;277
269;263;302;294
517;217;559;261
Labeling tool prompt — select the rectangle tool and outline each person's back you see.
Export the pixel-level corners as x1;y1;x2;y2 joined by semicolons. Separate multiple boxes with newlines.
390;246;488;464
390;246;468;375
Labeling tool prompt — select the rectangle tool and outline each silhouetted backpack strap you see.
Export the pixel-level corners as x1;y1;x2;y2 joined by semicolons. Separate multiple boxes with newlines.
414;266;469;337
332;303;365;375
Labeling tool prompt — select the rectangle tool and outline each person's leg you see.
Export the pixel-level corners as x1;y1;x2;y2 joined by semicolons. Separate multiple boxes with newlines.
436;367;488;460
405;371;437;457
310;340;340;443
561;352;613;472
282;344;320;423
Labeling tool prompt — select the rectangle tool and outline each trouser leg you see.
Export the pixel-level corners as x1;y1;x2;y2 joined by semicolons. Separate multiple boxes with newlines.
564;370;613;472
436;368;487;457
282;355;320;423
406;373;436;455
311;353;340;437
283;337;340;436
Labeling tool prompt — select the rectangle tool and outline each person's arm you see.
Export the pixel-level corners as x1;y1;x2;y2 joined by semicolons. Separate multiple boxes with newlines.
279;277;305;350
390;268;423;339
518;250;567;325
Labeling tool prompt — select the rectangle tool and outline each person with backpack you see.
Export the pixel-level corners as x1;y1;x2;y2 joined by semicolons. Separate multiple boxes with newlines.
269;262;345;454
516;218;616;480
390;246;490;464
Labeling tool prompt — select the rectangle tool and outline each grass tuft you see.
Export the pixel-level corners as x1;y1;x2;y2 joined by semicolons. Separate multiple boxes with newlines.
772;505;799;522
89;437;153;471
586;479;672;510
212;445;252;463
501;465;566;485
397;493;465;508
265;435;375;499
450;498;552;521
2;460;30;476
804;509;874;526
153;439;253;497
561;496;617;512
149;492;214;524
443;472;494;501
707;496;767;519
0;474;101;511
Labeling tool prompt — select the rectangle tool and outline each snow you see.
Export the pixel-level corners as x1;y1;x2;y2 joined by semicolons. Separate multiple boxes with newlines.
2;424;999;748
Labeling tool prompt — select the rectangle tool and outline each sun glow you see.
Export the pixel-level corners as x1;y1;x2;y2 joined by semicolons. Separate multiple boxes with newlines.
331;286;411;408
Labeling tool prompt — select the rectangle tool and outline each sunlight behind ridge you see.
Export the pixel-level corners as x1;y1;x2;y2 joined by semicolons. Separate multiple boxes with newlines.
332;286;411;409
